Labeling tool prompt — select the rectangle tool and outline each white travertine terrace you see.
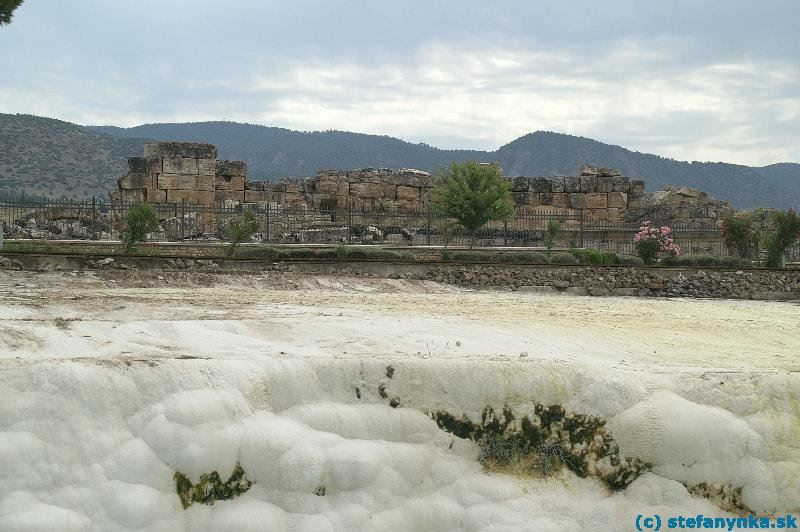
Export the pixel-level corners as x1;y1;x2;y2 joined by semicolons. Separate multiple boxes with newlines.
0;271;798;531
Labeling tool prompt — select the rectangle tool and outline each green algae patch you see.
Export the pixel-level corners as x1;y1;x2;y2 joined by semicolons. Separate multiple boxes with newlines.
685;482;753;515
174;463;252;509
431;404;650;491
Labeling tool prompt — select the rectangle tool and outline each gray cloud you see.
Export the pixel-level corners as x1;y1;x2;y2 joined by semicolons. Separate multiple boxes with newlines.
1;0;799;165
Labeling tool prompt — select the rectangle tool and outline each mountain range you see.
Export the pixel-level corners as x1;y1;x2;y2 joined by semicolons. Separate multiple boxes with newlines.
1;113;799;209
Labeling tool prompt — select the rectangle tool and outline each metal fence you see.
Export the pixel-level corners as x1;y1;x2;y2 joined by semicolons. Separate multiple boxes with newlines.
0;195;769;258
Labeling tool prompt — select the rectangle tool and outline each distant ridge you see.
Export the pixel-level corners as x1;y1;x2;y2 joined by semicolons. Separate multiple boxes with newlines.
1;113;799;208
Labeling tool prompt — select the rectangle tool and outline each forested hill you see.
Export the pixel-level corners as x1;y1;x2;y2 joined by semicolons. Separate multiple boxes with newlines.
1;113;798;208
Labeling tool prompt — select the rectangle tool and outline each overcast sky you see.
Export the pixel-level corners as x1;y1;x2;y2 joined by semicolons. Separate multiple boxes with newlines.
1;0;798;165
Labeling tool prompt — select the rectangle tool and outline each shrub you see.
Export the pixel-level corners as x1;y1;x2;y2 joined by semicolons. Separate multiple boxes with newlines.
764;209;800;268
716;256;753;269
549;252;579;264
721;214;756;258
633;221;679;264
224;210;260;257
122;203;159;253
498;251;549;264
616;254;645;267
568;248;618;265
444;250;548;264
545;219;560;257
339;247;411;260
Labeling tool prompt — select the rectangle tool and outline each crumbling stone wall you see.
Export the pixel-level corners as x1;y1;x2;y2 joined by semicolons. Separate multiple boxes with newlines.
110;144;731;229
508;165;643;222
245;165;637;217
111;142;248;206
636;186;734;228
243;167;433;211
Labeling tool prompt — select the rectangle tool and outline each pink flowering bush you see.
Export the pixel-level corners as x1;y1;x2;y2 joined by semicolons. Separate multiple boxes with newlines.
633;221;680;264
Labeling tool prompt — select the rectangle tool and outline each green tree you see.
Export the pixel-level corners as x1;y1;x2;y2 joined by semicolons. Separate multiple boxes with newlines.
431;161;513;249
122;203;159;252
0;0;24;25
545;219;560;257
225;210;260;257
721;213;756;258
764;209;800;268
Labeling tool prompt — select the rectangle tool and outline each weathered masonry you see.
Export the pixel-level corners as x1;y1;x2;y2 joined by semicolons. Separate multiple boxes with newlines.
111;142;733;228
111;142;248;206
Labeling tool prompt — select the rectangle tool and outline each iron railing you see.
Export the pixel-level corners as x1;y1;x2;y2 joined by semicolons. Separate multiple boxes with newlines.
1;195;781;259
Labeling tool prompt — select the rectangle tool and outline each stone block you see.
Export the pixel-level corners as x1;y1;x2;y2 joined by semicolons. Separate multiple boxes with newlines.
563;176;581;193
396;185;419;201
120;189;145;203
378;183;396;198
314;177;341;195
215;175;246;191
158;174;181;190
511;177;529;192
245;181;268;191
215;160;247;177
580;175;614;193
144;142;216;159
145;157;163;174
195;174;215;191
215;190;244;203
166;190;194;204
284;181;301;194
607;192;627;208
550;177;567;193
630;180;645;195
163;157;199;175
610;176;629;192
195;191;215;205
522;192;541;207
145;188;167;203
168;190;214;205
118;173;153;190
530;177;553;193
245;190;267;203
607;208;621;221
579;164;620;177
550;193;568;208
197;158;215;175
585;209;608;222
127;157;147;174
283;192;305;205
349;182;383;198
585;193;608;209
627;195;642;209
568;193;586;209
539;192;554;205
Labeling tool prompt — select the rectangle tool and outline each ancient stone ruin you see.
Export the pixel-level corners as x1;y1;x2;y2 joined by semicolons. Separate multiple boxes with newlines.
111;142;247;206
110;142;733;231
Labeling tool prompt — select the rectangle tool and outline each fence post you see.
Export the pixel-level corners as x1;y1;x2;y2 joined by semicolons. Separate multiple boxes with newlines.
579;209;585;248
426;206;432;246
180;200;186;241
503;219;508;247
264;204;270;242
91;196;97;240
347;197;352;244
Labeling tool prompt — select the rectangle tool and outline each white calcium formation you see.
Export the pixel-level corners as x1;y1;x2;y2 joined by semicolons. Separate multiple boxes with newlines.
0;272;798;531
